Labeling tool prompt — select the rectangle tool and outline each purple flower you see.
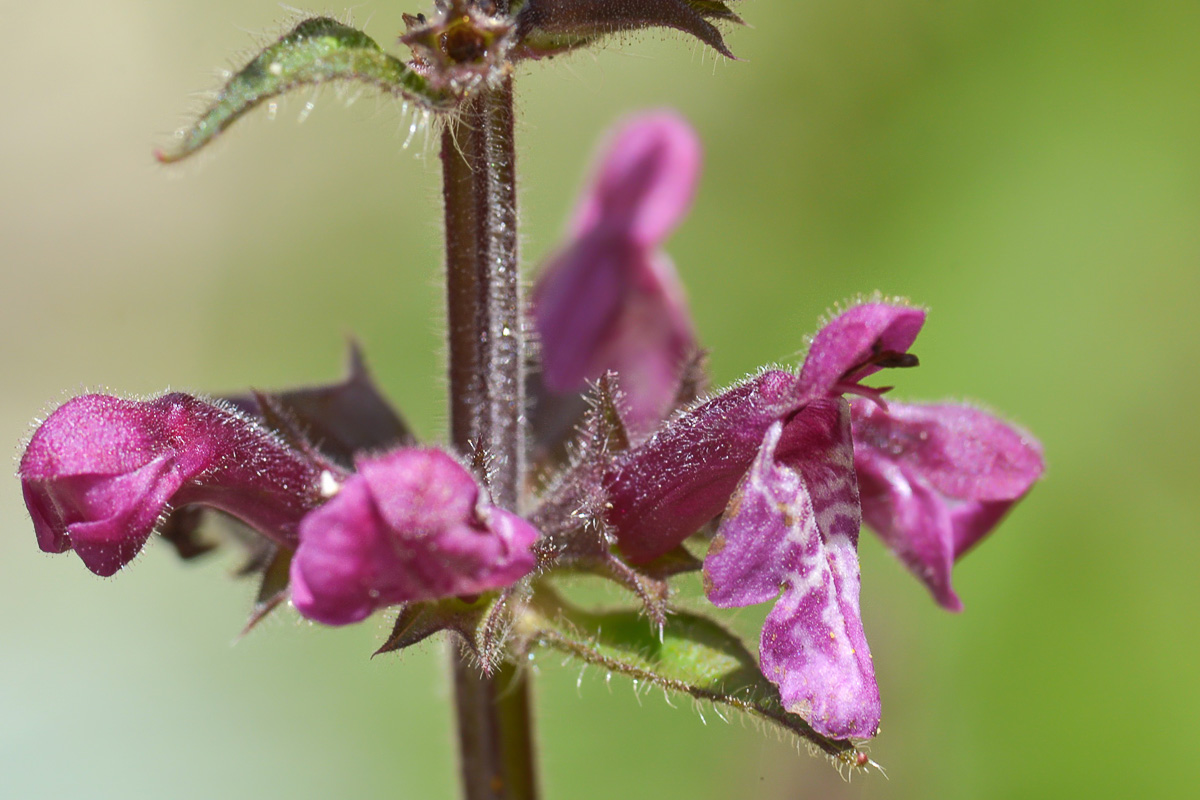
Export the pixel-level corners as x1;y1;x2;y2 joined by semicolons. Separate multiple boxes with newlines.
20;393;328;577
606;302;925;563
694;304;922;738
604;300;1039;739
533;111;699;434
290;448;540;626
851;399;1045;611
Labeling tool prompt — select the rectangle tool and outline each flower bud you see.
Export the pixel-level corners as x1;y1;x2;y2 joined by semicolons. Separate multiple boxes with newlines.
290;448;540;626
533;112;700;433
20;393;327;577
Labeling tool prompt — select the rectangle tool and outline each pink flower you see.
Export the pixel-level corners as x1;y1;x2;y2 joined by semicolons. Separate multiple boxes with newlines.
20;393;326;577
604;301;1042;738
532;112;699;434
606;302;924;564
290;448;540;626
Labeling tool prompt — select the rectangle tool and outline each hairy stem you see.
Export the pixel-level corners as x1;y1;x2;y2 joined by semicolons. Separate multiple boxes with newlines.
442;76;539;800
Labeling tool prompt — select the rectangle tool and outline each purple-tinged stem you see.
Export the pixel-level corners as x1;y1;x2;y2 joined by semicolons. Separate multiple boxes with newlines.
441;74;539;800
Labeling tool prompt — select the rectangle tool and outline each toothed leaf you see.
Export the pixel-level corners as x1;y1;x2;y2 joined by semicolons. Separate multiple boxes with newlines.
517;589;869;767
158;17;454;163
513;0;741;60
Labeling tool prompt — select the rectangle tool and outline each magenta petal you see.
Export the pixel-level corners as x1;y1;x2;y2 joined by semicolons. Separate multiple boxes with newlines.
534;243;695;433
20;393;325;576
54;456;185;577
703;422;801;608
607;370;802;562
760;582;880;740
797;303;926;400
588;251;694;430
533;113;700;432
288;477;382;626
857;456;962;611
851;400;1044;502
534;237;632;395
851;398;1045;609
704;400;880;739
290;449;539;626
950;499;1019;558
571;111;701;246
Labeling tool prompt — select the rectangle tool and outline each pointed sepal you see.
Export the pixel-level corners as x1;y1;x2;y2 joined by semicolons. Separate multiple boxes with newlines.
375;589;522;673
157;505;216;561
241;545;295;635
235;344;415;469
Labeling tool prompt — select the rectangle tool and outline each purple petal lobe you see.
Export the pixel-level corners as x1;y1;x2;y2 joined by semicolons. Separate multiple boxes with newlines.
20;393;325;576
856;455;962;611
851;398;1045;609
533;112;700;432
702;421;800;608
851;400;1044;502
570;111;701;246
705;400;880;739
290;449;539;626
798;303;926;400
50;456;184;577
287;478;380;625
607;370;802;562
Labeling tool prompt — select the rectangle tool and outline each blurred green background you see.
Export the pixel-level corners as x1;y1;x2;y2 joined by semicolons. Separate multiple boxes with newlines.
3;1;1198;797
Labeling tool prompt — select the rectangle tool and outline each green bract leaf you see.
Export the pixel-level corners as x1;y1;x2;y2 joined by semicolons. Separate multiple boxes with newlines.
157;17;455;163
517;588;874;771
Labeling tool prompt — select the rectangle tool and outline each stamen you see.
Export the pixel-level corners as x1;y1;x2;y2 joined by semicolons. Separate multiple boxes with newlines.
833;382;892;410
873;351;919;370
832;346;918;407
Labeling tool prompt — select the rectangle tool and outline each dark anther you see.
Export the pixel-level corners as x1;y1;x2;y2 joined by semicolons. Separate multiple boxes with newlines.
842;347;920;383
872;350;919;369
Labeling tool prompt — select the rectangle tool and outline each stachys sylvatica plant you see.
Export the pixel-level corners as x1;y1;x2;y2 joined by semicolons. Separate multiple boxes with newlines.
18;2;1044;797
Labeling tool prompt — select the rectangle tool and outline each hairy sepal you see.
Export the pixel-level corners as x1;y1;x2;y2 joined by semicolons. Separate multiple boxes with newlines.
241;546;294;635
375;589;522;673
158;17;454;163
